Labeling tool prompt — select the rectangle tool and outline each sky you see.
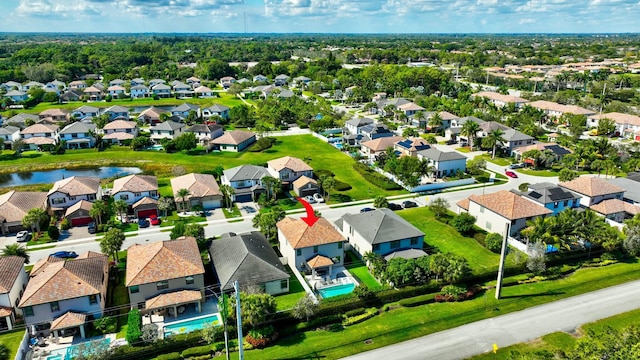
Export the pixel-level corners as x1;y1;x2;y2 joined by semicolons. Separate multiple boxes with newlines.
1;0;640;34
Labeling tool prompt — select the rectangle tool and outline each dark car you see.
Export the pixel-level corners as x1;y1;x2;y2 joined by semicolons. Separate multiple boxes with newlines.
360;207;375;213
138;218;150;228
50;251;78;259
388;203;402;211
87;222;97;234
402;200;418;209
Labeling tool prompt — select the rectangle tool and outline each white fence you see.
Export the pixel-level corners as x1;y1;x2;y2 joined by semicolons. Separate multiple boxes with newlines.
15;330;29;360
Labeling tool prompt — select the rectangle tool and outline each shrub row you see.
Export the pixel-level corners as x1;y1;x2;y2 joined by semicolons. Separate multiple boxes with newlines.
352;163;402;190
111;331;203;360
333;179;353;191
398;293;436;307
343;308;367;318
156;353;181;360
343;308;379;327
248;137;275;152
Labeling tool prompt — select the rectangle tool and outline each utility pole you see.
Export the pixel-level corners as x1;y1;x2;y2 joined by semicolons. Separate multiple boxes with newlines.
234;281;244;360
495;223;510;300
220;292;230;360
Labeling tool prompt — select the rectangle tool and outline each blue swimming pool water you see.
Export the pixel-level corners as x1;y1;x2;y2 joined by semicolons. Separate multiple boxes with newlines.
48;338;111;360
164;314;220;336
318;283;355;298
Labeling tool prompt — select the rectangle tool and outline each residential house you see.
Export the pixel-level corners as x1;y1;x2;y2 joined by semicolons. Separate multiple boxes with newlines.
102;120;138;145
559;176;625;207
417;148;467;178
125;237;205;314
292;176;320;197
209;231;289;295
130;84;149;99
149;79;166;87
103;105;130;121
1;81;22;92
58;122;96;149
219;76;236;89
253;74;268;83
521;182;581;215
0;126;20;149
23;81;44;92
71;105;100;120
4;90;28;102
360;136;404;161
172;82;193;98
150;120;185;142
151;83;172;98
185;124;223;148
211;130;256;152
267;156;314;186
587;112;640;139
47;176;101;210
457;190;552;236
607;177;640;205
374;97;412;116
0;190;48;235
68;80;87;90
274;74;290;86
590;199;640;223
186;77;201;87
112;174;159;206
512;143;572;163
59;89;83;102
472;91;529;109
292;76;311;87
202;104;230;120
63;200;94;227
138;107;169;124
107;85;126;98
394;138;430;157
345;117;374;135
109;79;125;87
528;100;595;119
194;86;214;98
336;208;425;258
220;165;268;202
19;252;109;338
130;78;145;87
446;116;486;142
277;217;346;277
83;86;103;101
132;197;159;218
20;124;59;150
360;123;394;141
5;113;38;129
501;128;536;154
171;103;201;119
397;102;425;117
0;256;28;331
171;173;223;211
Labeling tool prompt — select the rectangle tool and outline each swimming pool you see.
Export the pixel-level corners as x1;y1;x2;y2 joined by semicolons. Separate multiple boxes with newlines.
48;337;111;360
163;313;220;337
318;283;356;298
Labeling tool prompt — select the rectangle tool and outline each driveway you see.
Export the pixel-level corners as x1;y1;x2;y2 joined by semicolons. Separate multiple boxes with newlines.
236;202;259;216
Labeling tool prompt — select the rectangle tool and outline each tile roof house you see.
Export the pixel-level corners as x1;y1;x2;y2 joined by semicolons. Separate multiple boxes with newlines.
0;256;28;331
0;126;20;148
202;104;230;120
107;85;126;97
292;176;320;197
149;120;185;142
39;109;70;122
185;124;223;148
277;217;346;275
472;91;529;108
590;199;640;223
3;90;28;102
83;86;103;101
47;176;101;210
194;86;214;98
394;138;431;157
221;165;269;203
126;237;205;314
457;190;552;236
397;102;425;116
138;107;170;124
527;100;595;118
64;200;95;227
19;252;108;338
112;174;159;205
102;120;138;145
131;196;159;218
58;122;96;149
171;173;223;211
360;136;405;161
130;84;149;99
417;148;467;178
522;182;581;215
20;123;59;150
267;156;314;185
559;176;625;207
211;130;256;152
209;231;289;295
336;208;425;257
587;112;640;139
0;191;48;235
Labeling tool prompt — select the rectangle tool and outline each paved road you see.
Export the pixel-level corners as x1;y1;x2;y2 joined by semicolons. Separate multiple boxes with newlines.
342;279;640;360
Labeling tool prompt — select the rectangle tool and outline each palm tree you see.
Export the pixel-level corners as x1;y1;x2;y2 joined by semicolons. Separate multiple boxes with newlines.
373;195;388;208
261;176;281;201
219;184;235;210
113;199;128;220
90;200;108;225
176;188;191;212
481;128;504;159
414;110;428;130
22;208;47;233
1;244;30;264
321;177;335;203
402;127;419;138
100;228;125;263
460;120;480;149
158;197;174;217
428;112;443;133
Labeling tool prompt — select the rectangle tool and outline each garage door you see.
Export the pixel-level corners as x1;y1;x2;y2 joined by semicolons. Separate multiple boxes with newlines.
71;217;93;226
234;194;252;203
202;199;222;210
137;209;157;218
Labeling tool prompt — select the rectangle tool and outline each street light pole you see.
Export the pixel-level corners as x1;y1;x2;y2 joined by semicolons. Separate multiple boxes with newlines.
235;281;244;360
495;223;510;300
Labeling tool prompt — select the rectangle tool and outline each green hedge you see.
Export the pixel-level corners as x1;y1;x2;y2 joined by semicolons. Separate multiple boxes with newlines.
352;163;402;190
333;179;353;191
342;308;379;326
181;344;212;358
155;352;181;360
110;331;203;360
398;293;436;307
343;308;367;318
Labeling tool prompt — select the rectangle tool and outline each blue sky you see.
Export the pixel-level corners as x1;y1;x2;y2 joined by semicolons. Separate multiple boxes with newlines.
1;0;639;33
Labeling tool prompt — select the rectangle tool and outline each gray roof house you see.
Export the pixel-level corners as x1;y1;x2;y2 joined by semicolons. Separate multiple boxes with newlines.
523;182;582;215
209;231;289;295
220;165;268;203
607;177;640;205
150;120;185;142
58;122;96;149
417;148;467;178
337;208;425;258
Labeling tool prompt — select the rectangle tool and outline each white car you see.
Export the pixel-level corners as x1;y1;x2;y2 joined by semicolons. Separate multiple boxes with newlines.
313;193;325;203
304;195;316;204
16;231;30;242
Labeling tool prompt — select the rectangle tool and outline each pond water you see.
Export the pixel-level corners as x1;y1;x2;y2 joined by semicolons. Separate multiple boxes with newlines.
0;167;142;187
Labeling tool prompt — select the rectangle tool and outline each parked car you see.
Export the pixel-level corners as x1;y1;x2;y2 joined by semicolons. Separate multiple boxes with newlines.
138;218;150;228
313;193;325;203
445;139;458;145
16;231;30;242
304;195;316;204
505;170;518;178
87;222;97;234
360;207;375;213
402;200;418;209
149;215;161;226
50;251;78;259
508;163;526;169
388;202;402;211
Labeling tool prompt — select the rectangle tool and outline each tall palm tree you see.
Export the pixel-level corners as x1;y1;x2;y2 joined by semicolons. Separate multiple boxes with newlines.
1;244;30;264
428;112;443;133
414;110;428;130
90;200;108;225
219;184;235;210
157;197;174;217
22;208;47;233
482;128;504;159
176;188;191;212
261;176;281;201
113;199;128;220
460;120;480;149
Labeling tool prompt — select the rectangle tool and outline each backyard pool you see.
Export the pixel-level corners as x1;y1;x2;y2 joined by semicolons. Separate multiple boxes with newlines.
163;313;221;337
318;283;356;298
47;337;111;360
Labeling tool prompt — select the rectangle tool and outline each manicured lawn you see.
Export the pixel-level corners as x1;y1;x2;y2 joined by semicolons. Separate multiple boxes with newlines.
398;208;519;275
159;211;206;227
344;251;384;291
476;154;511;166
275;272;307;311
0;330;26;360
26;232;54;246
222;205;242;218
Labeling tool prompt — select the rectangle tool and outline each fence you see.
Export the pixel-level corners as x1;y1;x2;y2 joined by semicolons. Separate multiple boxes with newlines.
15;330;29;360
410;178;476;193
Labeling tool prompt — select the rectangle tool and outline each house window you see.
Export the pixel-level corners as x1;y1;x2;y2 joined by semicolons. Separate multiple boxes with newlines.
50;301;60;312
134;192;141;197
120;194;129;201
411;237;419;245
338;242;343;249
137;302;145;310
185;276;194;285
313;246;319;254
372;244;380;252
390;240;401;249
486;222;492;230
553;202;559;209
156;280;169;291
69;196;76;201
564;200;569;206
89;294;98;305
52;198;66;205
296;249;301;256
87;194;96;200
280;280;288;289
282;172;290;180
130;285;139;294
24;306;33;317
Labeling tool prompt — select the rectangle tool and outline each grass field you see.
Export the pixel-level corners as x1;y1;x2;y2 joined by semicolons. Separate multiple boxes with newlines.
0;330;26;359
275;272;307;311
344;250;385;291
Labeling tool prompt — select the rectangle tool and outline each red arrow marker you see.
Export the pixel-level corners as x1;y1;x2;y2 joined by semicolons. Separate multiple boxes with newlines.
296;197;319;227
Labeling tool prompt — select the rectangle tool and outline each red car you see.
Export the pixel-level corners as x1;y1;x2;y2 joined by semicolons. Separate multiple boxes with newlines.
149;214;161;226
505;170;518;178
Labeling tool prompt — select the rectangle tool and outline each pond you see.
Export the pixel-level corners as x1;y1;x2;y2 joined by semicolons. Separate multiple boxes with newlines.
0;166;143;188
